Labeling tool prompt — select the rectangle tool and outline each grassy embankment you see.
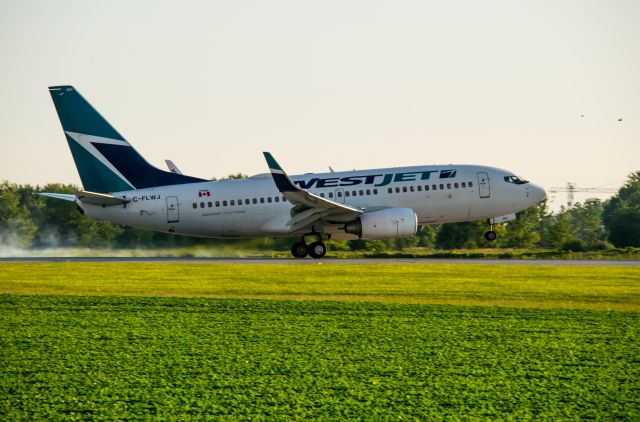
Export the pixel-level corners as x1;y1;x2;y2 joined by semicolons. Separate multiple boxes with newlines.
1;263;639;419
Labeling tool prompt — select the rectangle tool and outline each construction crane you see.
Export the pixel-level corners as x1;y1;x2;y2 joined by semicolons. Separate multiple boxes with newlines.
549;183;617;208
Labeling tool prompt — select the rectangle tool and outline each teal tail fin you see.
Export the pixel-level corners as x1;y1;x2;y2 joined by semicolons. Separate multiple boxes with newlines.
48;86;205;193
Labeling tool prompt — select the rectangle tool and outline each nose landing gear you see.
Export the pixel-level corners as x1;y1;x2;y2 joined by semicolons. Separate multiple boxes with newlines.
290;233;327;258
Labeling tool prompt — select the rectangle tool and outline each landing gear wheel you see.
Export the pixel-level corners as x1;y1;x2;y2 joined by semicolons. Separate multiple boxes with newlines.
291;242;308;258
485;230;497;241
308;241;327;259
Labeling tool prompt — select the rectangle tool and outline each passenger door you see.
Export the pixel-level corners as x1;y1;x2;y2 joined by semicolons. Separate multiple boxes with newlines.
166;196;180;223
334;188;346;204
477;172;490;198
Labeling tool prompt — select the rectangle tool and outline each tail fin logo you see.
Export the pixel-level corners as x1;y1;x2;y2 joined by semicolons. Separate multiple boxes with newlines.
65;131;135;191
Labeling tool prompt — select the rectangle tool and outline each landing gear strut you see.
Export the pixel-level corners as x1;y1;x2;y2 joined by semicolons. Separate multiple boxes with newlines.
484;219;497;241
290;233;327;259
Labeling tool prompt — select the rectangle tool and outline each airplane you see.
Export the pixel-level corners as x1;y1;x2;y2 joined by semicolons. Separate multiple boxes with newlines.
41;85;547;258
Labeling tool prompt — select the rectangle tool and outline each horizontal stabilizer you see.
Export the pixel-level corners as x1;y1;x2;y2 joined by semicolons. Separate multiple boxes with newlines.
75;191;130;206
165;159;183;175
39;192;76;202
39;190;129;206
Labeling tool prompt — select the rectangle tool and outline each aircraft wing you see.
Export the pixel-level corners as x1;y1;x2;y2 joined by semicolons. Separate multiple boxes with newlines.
263;152;362;232
40;191;130;206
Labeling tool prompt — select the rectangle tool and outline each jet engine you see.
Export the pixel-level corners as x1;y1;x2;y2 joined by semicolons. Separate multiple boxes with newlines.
344;208;417;239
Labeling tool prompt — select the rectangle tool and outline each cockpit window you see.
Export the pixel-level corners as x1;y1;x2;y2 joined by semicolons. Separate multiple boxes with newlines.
504;175;529;185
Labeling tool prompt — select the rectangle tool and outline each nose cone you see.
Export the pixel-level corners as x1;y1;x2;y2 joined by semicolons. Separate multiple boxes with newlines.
529;183;547;204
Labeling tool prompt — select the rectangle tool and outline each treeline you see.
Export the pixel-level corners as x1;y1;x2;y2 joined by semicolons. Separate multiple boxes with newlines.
1;172;639;251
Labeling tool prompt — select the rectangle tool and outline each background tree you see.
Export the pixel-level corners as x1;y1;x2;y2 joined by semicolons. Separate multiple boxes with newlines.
0;182;36;248
603;171;640;247
417;225;438;248
545;208;573;249
568;199;605;249
436;222;478;249
500;203;543;248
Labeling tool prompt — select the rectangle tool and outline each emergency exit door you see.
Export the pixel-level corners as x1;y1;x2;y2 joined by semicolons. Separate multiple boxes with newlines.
477;172;490;198
166;196;180;223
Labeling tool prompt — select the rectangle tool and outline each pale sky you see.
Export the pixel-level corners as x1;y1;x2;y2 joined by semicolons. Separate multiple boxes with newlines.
1;0;638;209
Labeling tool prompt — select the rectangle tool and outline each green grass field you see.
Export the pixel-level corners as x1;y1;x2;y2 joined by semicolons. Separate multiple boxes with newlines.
1;263;639;310
1;263;639;419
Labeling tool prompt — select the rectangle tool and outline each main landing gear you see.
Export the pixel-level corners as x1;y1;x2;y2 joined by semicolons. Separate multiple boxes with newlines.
484;219;497;241
291;233;327;259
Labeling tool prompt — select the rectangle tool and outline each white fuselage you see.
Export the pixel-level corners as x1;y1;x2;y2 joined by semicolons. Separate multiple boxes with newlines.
81;164;545;239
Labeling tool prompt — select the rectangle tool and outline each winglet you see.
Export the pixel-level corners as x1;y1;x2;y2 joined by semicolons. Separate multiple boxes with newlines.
263;152;298;192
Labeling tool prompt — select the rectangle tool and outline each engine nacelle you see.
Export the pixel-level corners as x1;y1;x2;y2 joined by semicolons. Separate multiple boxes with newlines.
344;208;417;239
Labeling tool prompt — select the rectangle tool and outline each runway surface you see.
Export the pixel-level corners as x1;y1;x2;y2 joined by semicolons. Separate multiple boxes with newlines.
1;257;639;266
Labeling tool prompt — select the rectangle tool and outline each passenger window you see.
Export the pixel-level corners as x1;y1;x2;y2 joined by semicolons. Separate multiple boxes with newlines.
282;196;286;202
208;201;212;207
395;187;400;193
461;182;466;188
432;184;437;190
200;202;205;208
469;181;473;187
238;199;242;204
329;192;333;198
440;184;444;190
275;197;280;202
345;191;350;197
454;183;459;188
352;190;357;196
230;200;235;206
320;193;325;198
447;183;451;189
267;197;273;203
417;186;422;191
359;190;364;196
192;203;197;209
252;198;257;204
337;191;342;197
223;200;228;206
410;186;414;192
366;189;371;195
402;186;407;193
425;185;429;191
260;197;265;203
373;189;378;194
388;188;393;194
245;199;250;205
215;201;220;207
